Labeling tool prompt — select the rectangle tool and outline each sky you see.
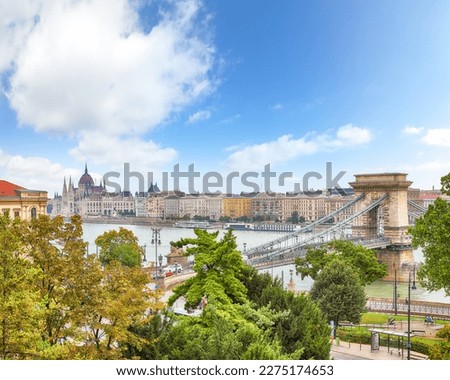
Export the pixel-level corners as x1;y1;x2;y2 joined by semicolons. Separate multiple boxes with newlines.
1;0;450;195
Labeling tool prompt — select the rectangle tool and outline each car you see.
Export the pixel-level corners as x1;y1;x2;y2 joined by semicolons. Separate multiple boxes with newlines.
164;264;183;274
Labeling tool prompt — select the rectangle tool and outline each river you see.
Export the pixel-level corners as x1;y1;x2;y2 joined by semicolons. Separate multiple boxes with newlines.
82;222;449;304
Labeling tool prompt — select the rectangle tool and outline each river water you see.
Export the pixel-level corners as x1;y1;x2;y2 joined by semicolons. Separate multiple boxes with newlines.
82;223;449;304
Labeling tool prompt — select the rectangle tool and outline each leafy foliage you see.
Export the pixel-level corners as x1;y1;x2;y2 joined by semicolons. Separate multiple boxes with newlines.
168;229;248;309
310;260;366;330
295;240;387;285
410;197;450;295
257;284;331;359
0;216;43;359
436;324;450;342
95;227;144;267
0;215;161;359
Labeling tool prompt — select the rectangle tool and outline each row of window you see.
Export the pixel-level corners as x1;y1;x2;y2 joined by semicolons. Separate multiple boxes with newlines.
2;207;37;219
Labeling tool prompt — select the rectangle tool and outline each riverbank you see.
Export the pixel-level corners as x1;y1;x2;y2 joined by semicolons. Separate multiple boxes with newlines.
82;217;175;227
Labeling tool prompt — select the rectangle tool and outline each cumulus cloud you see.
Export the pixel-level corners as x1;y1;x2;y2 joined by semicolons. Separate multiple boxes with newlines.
4;0;215;137
0;0;43;72
421;128;450;147
225;124;372;171
69;132;177;171
0;0;215;175
403;125;424;135
187;109;211;124
0;148;79;192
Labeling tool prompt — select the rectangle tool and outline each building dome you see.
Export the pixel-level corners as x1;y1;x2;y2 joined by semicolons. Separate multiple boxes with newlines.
78;164;94;187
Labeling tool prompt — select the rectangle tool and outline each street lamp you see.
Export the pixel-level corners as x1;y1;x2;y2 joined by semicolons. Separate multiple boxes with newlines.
158;253;163;275
407;264;417;360
151;228;161;277
393;265;398;315
243;242;247;252
142;244;147;263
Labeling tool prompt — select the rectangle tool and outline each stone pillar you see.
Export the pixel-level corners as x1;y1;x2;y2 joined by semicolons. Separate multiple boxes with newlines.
349;173;412;244
375;247;414;282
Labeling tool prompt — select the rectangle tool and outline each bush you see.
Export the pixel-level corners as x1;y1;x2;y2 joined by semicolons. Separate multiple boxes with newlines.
336;328;434;356
336;328;371;345
436;324;450;341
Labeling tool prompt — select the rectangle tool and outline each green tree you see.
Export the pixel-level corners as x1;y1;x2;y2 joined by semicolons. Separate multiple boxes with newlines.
0;216;43;359
295;240;387;285
410;195;450;295
243;268;330;359
258;285;330;359
168;229;248;309
440;173;450;195
95;227;144;267
310;260;366;333
289;211;299;224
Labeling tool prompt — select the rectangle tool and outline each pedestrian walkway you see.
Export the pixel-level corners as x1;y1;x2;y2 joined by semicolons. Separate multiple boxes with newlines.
330;340;427;360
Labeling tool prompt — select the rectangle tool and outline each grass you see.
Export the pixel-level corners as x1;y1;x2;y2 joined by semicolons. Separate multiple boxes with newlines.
360;312;449;325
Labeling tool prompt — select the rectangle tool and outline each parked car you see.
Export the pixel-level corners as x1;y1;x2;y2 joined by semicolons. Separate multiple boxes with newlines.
164;264;183;274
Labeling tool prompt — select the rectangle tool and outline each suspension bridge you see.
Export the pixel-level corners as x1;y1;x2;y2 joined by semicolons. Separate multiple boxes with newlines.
244;173;427;281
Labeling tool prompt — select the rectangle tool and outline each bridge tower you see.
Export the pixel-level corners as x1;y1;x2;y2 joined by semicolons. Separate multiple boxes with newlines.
349;173;414;281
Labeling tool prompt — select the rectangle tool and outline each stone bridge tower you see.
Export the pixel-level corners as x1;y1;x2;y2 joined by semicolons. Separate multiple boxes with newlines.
349;173;414;281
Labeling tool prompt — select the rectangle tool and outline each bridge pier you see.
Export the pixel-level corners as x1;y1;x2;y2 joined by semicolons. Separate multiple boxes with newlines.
375;246;414;282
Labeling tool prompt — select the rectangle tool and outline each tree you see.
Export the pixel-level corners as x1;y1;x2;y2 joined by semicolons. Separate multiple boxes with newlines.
295;240;387;285
289;211;299;224
310;260;366;333
258;285;330;359
440;173;450;195
0;216;43;359
20;215;104;349
242;268;330;359
168;229;248;309
95;227;144;267
409;176;450;294
78;261;163;359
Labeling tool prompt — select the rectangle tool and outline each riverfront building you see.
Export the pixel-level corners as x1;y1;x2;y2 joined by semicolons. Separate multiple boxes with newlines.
0;180;48;220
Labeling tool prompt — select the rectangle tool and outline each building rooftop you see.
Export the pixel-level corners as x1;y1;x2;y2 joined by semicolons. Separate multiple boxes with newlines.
0;180;26;197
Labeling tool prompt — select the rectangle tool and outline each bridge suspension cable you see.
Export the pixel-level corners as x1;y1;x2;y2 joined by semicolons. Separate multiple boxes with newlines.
247;193;390;266
244;193;365;257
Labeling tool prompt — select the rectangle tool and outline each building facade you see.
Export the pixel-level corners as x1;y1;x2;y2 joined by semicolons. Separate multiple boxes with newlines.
0;180;48;221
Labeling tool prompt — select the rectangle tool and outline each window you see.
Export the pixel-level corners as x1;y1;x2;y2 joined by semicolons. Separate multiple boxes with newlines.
30;207;37;219
14;211;20;218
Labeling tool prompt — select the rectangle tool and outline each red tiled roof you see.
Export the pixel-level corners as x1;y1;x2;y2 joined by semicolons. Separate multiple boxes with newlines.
0;180;27;196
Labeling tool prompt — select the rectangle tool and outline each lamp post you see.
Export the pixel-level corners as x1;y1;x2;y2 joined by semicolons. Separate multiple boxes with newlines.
142;244;147;264
243;242;247;252
151;228;161;277
393;265;398;315
158;253;163;275
407;264;417;360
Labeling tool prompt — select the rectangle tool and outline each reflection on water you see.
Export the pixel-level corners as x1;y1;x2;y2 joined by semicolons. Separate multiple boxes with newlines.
82;223;449;304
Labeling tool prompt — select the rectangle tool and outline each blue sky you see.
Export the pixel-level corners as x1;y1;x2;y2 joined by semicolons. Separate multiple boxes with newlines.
1;0;450;194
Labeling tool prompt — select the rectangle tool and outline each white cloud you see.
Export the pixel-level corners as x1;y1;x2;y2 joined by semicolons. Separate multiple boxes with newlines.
225;124;372;171
403;125;423;135
334;124;372;146
421;128;450;147
69;132;177;173
187;109;211;124
0;148;79;192
271;103;283;110
1;0;215;167
0;0;42;72
5;0;215;136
